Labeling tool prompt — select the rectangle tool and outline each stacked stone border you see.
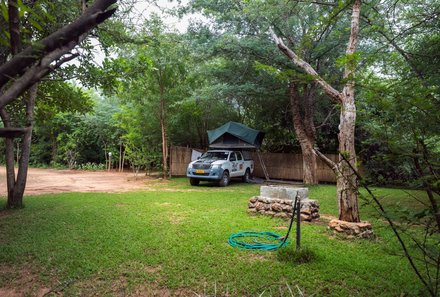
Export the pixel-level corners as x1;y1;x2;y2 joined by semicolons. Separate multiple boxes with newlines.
328;219;374;239
247;186;320;222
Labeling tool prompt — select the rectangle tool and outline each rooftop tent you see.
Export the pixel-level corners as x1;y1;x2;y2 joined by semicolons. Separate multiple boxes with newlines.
207;122;265;149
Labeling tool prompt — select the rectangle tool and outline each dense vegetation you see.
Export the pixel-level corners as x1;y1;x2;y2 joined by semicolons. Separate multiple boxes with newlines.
0;1;439;295
1;1;437;187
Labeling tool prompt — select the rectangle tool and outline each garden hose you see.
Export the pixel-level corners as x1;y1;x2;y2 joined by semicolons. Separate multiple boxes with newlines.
228;195;298;251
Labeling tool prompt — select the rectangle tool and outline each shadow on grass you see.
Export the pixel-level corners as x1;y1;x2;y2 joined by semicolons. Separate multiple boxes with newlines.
277;246;317;264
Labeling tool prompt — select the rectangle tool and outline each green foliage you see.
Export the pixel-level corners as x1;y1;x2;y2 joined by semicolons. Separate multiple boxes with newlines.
76;162;106;171
29;91;122;168
187;0;345;152
124;144;161;173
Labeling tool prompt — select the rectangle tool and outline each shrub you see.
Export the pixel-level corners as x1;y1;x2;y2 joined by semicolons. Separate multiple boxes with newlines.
77;162;106;171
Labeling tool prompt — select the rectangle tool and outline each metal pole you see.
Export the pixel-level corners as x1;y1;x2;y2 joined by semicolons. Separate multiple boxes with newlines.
296;200;301;250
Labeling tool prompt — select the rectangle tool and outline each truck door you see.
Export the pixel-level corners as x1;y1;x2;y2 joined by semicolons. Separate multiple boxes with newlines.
229;152;239;177
234;151;245;176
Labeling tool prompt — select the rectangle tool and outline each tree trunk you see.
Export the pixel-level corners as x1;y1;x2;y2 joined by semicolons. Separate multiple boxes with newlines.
289;82;318;184
336;106;360;221
0;109;17;204
336;0;361;222
118;141;122;172
302;144;318;184
159;83;168;178
270;0;362;222
121;150;125;173
3;84;37;208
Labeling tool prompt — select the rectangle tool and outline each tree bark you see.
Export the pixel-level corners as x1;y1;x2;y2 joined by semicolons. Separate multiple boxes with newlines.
335;0;361;222
289;82;318;184
271;0;362;222
8;0;21;55
159;79;168;177
0;109;17;203
3;84;37;208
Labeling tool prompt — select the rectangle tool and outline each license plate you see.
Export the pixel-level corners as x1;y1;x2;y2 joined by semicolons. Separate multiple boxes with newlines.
195;169;205;174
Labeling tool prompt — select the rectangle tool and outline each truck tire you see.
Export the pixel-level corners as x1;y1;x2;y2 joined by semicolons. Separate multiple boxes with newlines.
189;178;200;186
242;168;251;183
218;170;230;187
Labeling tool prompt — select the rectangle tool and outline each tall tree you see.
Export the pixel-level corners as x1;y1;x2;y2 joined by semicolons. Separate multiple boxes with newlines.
0;0;117;208
101;15;190;176
270;0;362;222
187;0;342;184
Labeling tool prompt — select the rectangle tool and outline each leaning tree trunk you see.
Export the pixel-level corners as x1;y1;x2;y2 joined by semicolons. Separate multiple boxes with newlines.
289;81;318;184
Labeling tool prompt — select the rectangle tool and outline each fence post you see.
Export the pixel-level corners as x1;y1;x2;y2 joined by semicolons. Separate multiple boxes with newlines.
296;200;301;250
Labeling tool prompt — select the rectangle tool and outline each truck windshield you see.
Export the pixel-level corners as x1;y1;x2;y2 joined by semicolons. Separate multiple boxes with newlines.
200;152;229;160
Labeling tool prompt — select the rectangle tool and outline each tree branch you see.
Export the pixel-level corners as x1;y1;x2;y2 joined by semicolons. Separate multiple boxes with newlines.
0;0;117;88
313;147;337;171
269;27;342;103
315;104;338;129
340;153;436;297
0;35;86;109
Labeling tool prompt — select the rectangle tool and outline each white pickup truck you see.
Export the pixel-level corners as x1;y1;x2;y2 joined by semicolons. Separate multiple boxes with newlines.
186;150;254;186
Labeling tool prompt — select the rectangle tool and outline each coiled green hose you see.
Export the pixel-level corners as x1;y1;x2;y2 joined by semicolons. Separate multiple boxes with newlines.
228;195;298;251
228;231;289;250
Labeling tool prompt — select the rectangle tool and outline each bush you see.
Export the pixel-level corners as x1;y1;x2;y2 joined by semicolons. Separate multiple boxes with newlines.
76;162;106;171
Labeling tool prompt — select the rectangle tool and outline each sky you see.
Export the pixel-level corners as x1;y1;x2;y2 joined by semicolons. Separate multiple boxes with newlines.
126;0;194;32
86;0;199;66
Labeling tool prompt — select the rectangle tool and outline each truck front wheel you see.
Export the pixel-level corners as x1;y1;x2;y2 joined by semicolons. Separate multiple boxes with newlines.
189;178;200;186
218;171;230;187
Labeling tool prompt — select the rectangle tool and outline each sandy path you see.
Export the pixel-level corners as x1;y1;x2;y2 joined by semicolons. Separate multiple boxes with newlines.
0;167;148;196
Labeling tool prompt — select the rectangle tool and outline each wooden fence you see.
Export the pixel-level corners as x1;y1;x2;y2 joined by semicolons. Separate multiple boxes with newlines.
170;146;338;183
170;146;194;177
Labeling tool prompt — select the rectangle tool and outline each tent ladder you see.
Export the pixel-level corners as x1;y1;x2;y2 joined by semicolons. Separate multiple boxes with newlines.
257;151;270;181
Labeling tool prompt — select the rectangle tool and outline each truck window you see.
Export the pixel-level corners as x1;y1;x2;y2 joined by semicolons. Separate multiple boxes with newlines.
200;151;228;160
235;151;243;161
229;153;236;161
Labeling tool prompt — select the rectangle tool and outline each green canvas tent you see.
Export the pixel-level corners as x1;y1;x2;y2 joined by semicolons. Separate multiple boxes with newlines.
207;122;265;149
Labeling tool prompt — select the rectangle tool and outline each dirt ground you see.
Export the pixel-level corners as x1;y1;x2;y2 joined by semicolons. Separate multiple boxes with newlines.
0;166;149;196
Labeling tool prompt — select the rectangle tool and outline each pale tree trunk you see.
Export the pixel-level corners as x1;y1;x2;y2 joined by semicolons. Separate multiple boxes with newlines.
159;82;168;178
271;0;361;222
121;150;125;173
289;82;318;184
118;141;122;172
336;93;359;221
335;0;361;222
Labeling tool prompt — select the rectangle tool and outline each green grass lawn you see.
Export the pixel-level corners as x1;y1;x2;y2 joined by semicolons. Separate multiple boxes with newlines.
0;178;429;296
